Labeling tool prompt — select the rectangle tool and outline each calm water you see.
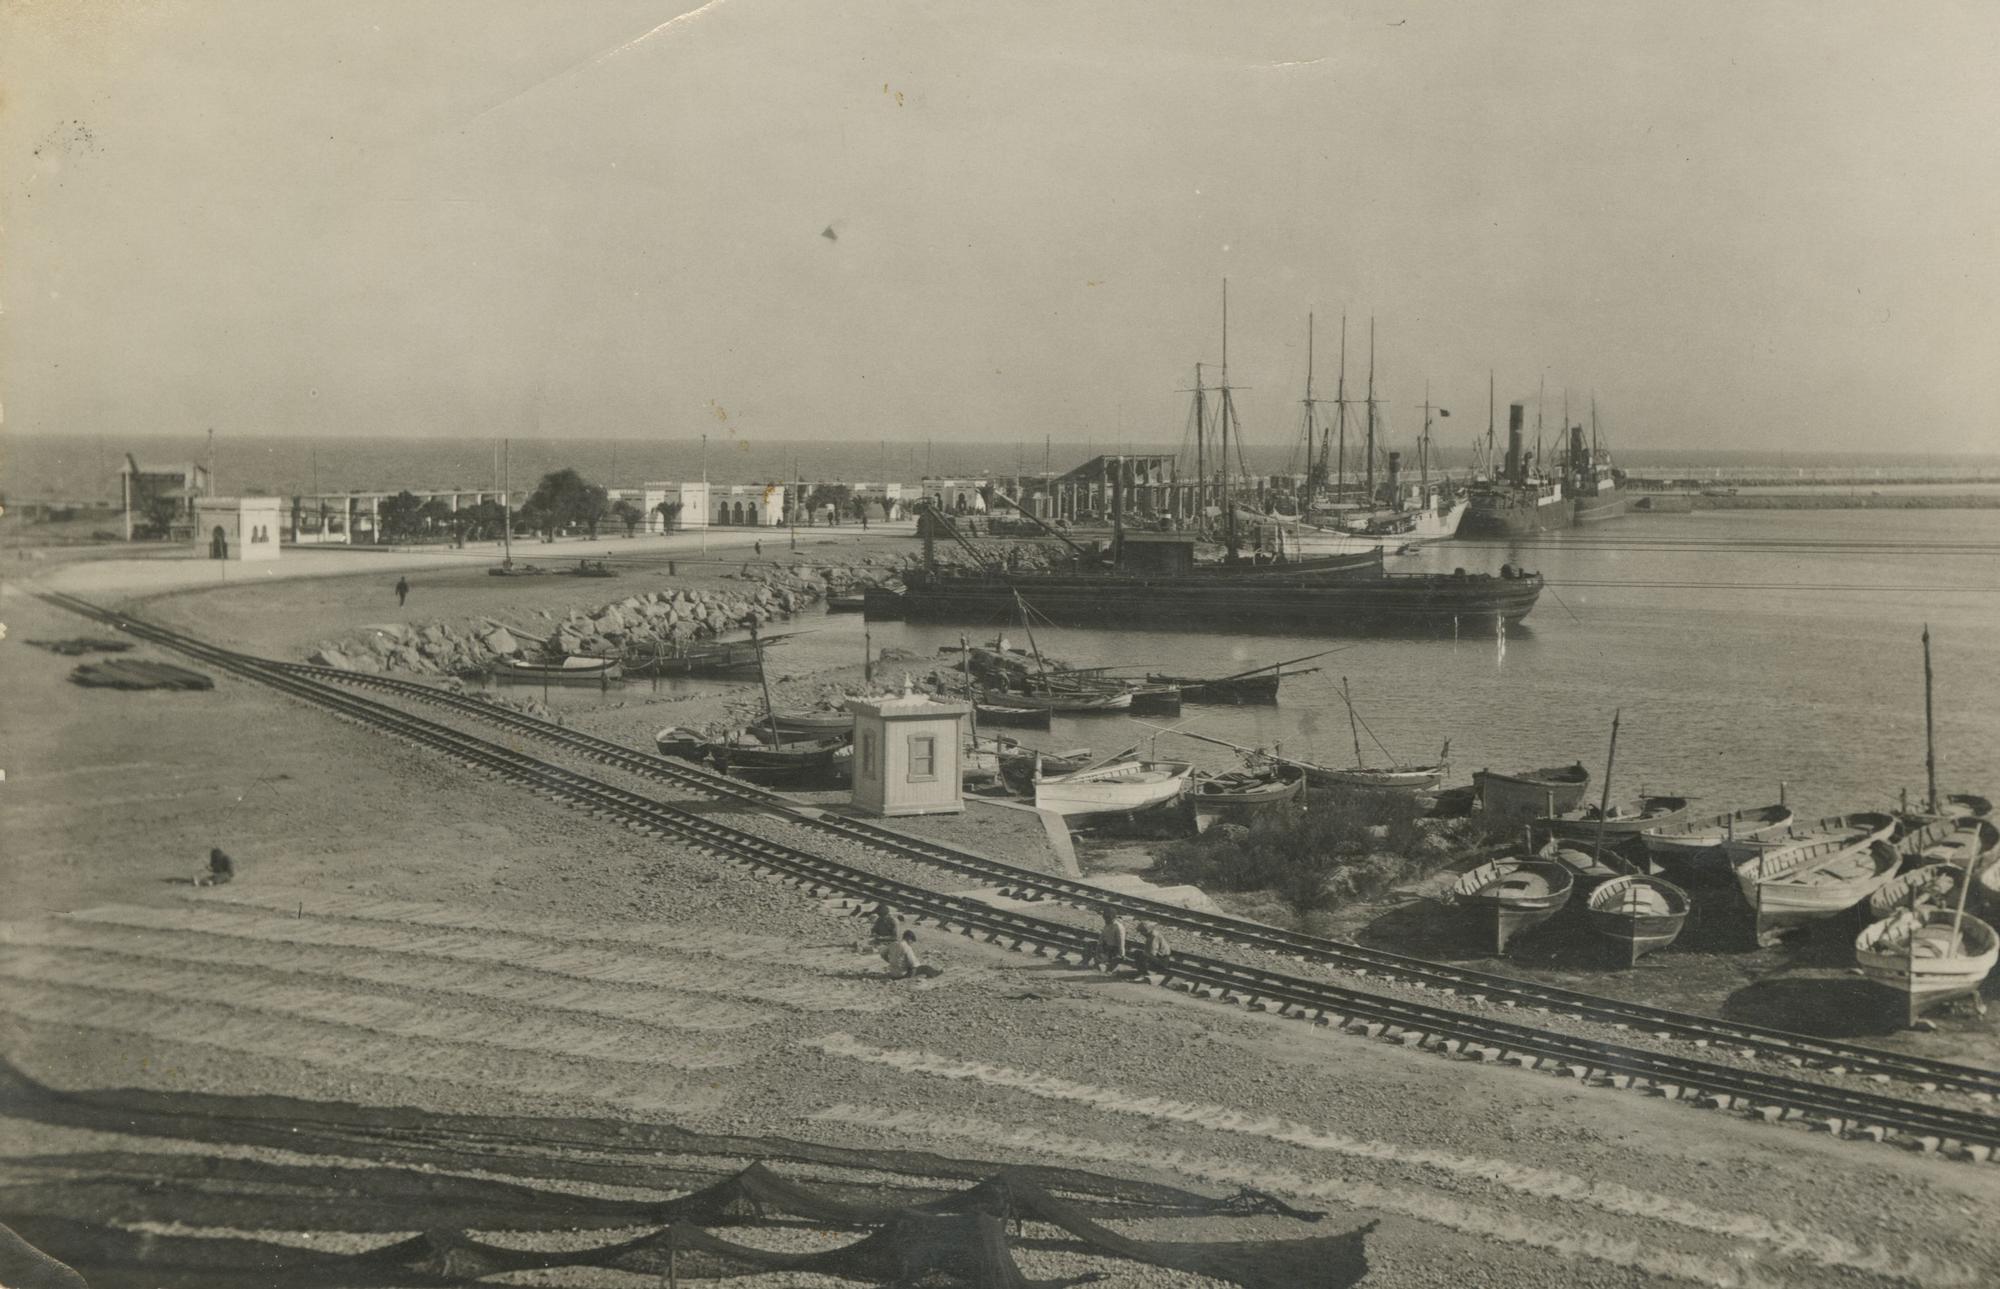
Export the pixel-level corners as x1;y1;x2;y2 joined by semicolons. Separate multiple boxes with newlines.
590;509;2000;821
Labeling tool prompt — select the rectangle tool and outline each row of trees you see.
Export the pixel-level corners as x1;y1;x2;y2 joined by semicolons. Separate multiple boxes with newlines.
370;469;688;543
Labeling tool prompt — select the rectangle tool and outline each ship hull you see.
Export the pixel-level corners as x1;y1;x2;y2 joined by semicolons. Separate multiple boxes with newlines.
1570;489;1627;525
896;569;1544;633
1458;493;1574;538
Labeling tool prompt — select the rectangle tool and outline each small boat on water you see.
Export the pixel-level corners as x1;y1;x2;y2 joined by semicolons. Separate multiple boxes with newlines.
825;593;867;613
1148;670;1281;705
1536;796;1690;844
1190;764;1306;831
1474;764;1592;825
1445;859;1575;954
973;701;1052;729
980;686;1133;714
1586;874;1692;965
1033;759;1193;820
1738;837;1902;947
1855;908;1998;1026
1642;803;1794;877
492;655;622;685
1867;864;1963;921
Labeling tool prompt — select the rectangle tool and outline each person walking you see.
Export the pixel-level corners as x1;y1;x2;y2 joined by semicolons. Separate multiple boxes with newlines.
394;576;410;607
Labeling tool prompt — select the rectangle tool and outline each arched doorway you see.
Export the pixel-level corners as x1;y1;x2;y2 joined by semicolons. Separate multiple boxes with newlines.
210;526;229;559
731;500;746;525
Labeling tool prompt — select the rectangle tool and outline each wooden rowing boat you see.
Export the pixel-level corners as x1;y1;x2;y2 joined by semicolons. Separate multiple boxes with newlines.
1146;670;1282;704
1866;863;1964;921
492;655;622;685
1190;764;1306;832
749;710;856;739
1641;803;1793;877
1445;859;1574;953
1947;792;1993;820
1473;764;1591;825
653;727;708;761
1033;759;1192;820
705;731;852;777
1586;874;1692;965
1720;810;1896;868
974;701;1053;729
1738;836;1901;947
1855;908;1998;1026
1305;763;1446;792
825;593;867;613
979;687;1133;714
1536;795;1690;843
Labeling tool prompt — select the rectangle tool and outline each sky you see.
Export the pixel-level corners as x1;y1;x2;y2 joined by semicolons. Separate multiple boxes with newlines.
4;0;1997;457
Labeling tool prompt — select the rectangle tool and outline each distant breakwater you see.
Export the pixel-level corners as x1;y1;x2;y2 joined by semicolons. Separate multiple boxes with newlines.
1631;492;2000;512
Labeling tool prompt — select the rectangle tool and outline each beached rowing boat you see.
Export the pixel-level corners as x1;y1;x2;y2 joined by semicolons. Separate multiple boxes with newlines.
1033;759;1192;820
1855;908;1998;1026
1473;764;1591;825
1444;859;1574;954
1536;795;1689;843
1586;874;1692;965
1190;764;1306;831
1738;834;1901;946
492;656;621;685
1641;803;1794;877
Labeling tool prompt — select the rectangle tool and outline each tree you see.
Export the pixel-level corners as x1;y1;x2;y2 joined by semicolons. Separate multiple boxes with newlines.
139;493;183;539
655;499;684;532
417;497;456;537
613;499;642;537
377;491;425;542
525;468;608;540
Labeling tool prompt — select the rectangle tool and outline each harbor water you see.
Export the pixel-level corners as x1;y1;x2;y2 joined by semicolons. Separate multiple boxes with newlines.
587;508;2000;820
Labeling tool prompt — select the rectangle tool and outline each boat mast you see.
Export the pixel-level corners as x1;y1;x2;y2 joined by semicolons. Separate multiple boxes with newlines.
1218;280;1238;559
1014;590;1054;691
1535;375;1545;481
1335;315;1349;503
1301;313;1317;512
1342;677;1366;769
1364;318;1377;504
1923;624;1937;813
502;437;513;562
1193;363;1207;526
1420;382;1432;500
750;619;783;748
1486;370;1495;478
1591;709;1622;862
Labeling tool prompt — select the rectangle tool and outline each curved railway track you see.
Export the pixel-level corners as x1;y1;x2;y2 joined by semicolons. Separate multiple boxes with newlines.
187;627;2000;1103
34;591;2000;1159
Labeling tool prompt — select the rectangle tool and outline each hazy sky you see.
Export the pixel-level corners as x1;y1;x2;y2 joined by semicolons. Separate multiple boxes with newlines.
5;1;1997;456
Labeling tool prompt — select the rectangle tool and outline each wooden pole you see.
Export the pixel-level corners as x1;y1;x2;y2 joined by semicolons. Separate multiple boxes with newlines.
751;620;782;747
1591;709;1622;863
1923;624;1938;814
1342;676;1365;769
863;624;873;685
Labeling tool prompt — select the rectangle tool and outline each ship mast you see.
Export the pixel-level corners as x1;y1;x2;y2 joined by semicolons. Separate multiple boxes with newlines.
1535;375;1546;482
1192;363;1207;527
1364;317;1377;504
1486;369;1495;479
1300;313;1317;512
1420;382;1431;499
1335;315;1349;504
1217;280;1239;559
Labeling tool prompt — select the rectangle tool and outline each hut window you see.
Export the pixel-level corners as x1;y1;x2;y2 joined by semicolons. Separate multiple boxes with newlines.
907;735;936;782
860;732;875;776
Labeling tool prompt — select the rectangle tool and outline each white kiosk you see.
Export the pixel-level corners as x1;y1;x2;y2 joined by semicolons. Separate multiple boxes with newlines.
847;685;969;817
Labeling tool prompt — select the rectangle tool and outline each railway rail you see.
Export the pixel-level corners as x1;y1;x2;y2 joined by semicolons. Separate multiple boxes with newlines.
34;591;2000;1159
206;633;2000;1103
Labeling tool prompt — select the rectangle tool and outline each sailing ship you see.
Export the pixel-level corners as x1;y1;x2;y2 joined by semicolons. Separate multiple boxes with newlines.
1445;858;1575;953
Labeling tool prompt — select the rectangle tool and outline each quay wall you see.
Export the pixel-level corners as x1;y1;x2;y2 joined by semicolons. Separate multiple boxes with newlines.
1632;492;2000;512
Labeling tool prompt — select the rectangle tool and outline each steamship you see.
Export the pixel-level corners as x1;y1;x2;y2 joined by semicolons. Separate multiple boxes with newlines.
1565;397;1625;525
1460;401;1573;538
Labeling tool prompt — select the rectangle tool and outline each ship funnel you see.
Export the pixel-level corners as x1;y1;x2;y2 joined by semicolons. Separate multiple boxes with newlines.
1387;451;1402;500
1569;423;1586;472
1506;403;1525;482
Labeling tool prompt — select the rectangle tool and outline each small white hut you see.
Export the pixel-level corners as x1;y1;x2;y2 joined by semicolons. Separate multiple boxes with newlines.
847;685;969;817
193;497;283;562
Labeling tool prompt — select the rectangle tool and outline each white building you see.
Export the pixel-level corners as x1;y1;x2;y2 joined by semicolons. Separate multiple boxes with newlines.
193;497;283;562
640;481;710;533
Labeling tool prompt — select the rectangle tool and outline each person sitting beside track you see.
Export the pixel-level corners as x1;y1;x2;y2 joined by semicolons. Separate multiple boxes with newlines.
197;848;235;887
1131;921;1172;973
868;903;899;942
880;930;940;979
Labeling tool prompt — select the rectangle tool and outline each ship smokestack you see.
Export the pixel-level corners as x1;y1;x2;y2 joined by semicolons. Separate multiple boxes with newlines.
1387;451;1402;501
1569;423;1586;472
1506;403;1525;482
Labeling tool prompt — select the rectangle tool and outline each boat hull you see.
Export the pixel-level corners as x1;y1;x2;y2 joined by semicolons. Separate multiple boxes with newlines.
1034;760;1192;819
1538;797;1690;843
897;568;1545;633
1190;767;1306;831
974;703;1053;729
1457;487;1573;538
1742;838;1901;946
1642;805;1794;878
492;658;622;685
1148;672;1282;705
1448;860;1574;953
1585;875;1690;965
1474;765;1592;826
1308;765;1445;792
1856;911;1998;1025
1569;488;1626;525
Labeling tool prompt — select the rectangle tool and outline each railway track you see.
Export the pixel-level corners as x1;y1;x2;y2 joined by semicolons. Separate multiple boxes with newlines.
35;591;2000;1160
182;633;2000;1105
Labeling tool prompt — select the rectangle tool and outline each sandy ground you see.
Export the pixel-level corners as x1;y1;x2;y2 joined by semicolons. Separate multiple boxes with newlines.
4;567;2000;1287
